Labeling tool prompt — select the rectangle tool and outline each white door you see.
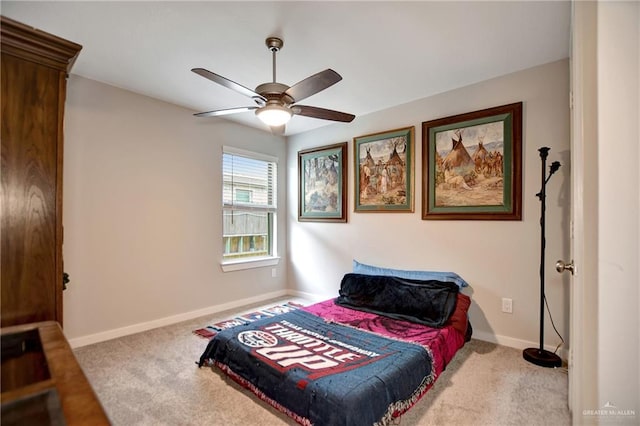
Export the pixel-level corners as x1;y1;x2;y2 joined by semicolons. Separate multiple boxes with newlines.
568;2;599;422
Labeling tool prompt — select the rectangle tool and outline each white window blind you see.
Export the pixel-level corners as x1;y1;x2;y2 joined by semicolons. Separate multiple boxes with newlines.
222;152;277;212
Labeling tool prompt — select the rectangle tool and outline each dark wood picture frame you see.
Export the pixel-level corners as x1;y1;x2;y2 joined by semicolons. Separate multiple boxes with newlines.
422;102;522;220
353;126;415;213
298;142;348;222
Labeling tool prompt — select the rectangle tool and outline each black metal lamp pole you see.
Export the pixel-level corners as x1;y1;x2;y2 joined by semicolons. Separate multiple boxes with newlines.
523;147;562;368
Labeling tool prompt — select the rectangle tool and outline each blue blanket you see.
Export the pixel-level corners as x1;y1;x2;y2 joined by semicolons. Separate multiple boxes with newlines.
199;310;433;426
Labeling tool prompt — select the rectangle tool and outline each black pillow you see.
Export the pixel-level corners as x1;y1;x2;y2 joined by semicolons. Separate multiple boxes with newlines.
335;273;459;328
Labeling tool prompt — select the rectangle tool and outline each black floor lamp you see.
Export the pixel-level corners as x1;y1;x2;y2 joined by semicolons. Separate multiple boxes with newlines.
523;147;562;368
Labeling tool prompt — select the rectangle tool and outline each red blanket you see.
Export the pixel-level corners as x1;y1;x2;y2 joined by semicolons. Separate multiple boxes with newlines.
303;299;466;385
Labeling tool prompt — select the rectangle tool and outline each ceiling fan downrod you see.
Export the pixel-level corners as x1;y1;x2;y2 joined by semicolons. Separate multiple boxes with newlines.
265;37;283;83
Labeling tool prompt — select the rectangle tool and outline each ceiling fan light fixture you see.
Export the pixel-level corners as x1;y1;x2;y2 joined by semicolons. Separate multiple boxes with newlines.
256;104;292;127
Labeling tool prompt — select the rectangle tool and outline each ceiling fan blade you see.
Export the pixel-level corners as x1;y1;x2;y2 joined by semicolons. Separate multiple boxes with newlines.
292;105;355;123
193;106;258;118
284;69;342;103
270;125;286;136
192;68;266;105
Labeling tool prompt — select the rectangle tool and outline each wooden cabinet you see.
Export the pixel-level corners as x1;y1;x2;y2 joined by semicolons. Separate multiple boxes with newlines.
1;322;110;424
1;16;82;327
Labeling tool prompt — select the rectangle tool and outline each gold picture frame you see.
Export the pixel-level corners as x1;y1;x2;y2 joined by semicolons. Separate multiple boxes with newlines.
353;126;415;213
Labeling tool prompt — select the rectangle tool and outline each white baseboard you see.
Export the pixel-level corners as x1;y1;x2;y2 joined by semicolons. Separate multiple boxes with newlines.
472;329;568;361
68;289;290;348
287;289;332;302
68;290;569;363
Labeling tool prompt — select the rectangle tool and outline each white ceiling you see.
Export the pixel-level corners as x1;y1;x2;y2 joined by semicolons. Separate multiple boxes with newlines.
2;1;570;136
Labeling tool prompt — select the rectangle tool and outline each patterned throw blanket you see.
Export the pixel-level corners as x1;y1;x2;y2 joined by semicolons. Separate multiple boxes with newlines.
199;307;456;426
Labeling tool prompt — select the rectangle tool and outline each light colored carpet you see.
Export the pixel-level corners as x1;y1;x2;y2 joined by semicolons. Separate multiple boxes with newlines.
73;298;571;426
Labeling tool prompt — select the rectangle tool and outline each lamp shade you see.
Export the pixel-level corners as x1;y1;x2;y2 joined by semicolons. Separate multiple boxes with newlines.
256;104;292;127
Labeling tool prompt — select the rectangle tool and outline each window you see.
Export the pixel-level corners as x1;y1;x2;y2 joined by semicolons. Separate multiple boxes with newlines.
222;147;277;266
235;189;252;203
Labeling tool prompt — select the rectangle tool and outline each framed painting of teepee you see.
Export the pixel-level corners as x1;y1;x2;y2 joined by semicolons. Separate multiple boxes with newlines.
422;102;522;220
353;126;415;213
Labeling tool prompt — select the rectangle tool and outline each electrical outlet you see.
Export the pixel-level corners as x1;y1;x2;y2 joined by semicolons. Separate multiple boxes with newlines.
271;268;277;278
502;298;513;314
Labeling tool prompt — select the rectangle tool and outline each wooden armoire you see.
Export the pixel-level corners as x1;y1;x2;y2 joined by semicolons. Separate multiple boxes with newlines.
1;16;82;327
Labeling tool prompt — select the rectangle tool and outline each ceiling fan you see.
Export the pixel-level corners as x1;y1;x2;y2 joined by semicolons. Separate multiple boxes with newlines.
191;37;355;132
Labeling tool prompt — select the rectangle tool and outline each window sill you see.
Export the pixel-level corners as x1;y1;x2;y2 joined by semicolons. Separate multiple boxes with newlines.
220;256;280;272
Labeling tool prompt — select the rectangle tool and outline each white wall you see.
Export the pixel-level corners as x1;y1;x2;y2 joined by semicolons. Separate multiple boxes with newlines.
62;61;573;355
63;75;288;344
287;60;571;353
596;0;639;418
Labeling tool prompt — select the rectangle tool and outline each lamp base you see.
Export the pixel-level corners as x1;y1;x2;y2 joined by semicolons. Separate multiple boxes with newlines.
522;347;562;368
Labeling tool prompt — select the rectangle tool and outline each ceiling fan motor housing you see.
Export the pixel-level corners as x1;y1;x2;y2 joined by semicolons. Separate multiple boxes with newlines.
255;82;293;104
